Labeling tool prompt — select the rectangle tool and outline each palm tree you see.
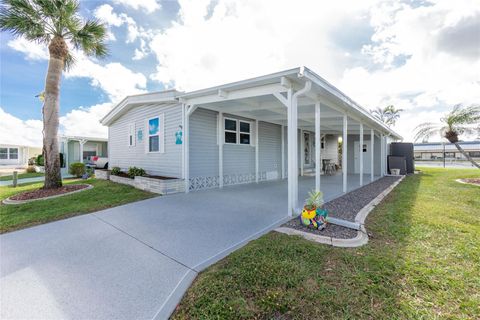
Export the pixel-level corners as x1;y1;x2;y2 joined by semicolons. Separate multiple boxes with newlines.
0;0;107;189
414;105;480;169
371;105;403;126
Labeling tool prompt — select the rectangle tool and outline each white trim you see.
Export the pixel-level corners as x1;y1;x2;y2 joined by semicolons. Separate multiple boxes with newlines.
300;129;304;176
342;114;348;193
359;122;363;186
219;112;224;188
281;125;285;179
371;129;374;182
181;104;185;179
255;120;259;183
315;101;320;192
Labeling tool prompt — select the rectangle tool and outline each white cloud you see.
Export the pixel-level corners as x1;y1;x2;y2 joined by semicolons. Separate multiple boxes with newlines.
7;37;48;60
112;0;161;13
149;0;380;91
59;103;112;138
0;108;43;147
94;4;148;43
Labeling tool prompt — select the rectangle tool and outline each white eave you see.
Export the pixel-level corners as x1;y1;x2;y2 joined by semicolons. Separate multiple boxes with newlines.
100;89;181;126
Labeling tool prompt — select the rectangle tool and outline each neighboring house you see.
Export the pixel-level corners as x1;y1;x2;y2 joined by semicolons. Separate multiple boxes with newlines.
101;67;402;215
58;135;108;168
0;144;42;167
414;141;480;160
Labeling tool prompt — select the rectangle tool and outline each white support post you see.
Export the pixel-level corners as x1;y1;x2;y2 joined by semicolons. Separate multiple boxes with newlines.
300;129;304;176
181;104;185;179
218;111;224;188
292;93;299;211
281;126;285;179
315;101;321;192
359;122;364;186
184;106;190;193
287;88;295;215
255;120;259;183
380;134;385;176
342;114;348;193
79;139;86;163
370;129;374;182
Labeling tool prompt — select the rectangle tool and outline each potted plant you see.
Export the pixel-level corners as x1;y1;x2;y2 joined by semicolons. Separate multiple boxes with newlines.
301;190;328;230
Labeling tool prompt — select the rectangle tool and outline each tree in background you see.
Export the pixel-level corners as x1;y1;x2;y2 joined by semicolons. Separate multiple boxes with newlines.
414;104;480;169
371;105;403;126
0;0;108;188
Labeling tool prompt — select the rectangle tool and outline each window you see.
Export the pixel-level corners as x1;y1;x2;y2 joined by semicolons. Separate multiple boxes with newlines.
224;118;251;145
239;121;251;145
224;118;237;144
147;116;164;153
9;148;18;159
128;123;135;146
0;148;7;160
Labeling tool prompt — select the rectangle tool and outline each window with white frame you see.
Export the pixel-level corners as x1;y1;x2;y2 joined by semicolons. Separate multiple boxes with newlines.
0;148;7;159
147;116;164;153
9;148;18;159
128;123;135;146
224;118;251;145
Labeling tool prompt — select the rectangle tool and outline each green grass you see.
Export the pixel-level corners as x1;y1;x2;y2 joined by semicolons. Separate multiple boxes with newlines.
0;172;44;181
173;167;480;319
0;178;155;233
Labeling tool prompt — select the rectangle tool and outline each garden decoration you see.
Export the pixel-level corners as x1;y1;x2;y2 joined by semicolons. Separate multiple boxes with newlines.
300;190;329;230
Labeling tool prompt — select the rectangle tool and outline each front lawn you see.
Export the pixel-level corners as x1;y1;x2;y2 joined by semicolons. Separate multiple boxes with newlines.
174;167;480;319
0;172;44;181
0;178;155;233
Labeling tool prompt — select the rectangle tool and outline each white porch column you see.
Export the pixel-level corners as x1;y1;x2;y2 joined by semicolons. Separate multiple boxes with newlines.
380;133;385;176
184;104;197;193
342;114;348;193
281;125;285;179
359;122;364;186
287;88;295;215
315;101;321;192
255;120;259;183
218;111;224;188
300;129;304;176
370;129;374;182
79;139;86;163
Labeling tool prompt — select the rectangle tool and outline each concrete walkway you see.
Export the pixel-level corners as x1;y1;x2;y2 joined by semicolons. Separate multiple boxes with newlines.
0;174;378;319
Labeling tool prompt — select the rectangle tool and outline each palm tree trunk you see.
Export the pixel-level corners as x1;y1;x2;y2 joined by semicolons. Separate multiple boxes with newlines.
42;38;66;189
454;142;480;169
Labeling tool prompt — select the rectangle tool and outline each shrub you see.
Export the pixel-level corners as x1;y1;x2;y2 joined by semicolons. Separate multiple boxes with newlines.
28;157;36;165
128;166;146;178
69;162;86;178
26;165;36;173
35;153;63;166
36;154;44;166
110;167;122;176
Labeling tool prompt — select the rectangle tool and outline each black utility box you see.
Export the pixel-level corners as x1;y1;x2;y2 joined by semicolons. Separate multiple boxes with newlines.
389;142;415;174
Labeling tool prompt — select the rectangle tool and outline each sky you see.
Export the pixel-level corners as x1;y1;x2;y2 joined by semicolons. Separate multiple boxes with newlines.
0;0;479;147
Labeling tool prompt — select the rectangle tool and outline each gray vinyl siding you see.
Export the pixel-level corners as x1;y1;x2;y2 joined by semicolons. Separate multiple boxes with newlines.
108;103;183;177
189;108;219;179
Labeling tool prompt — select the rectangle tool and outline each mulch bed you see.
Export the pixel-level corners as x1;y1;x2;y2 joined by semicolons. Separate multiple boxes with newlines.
10;184;90;201
283;176;402;239
460;178;480;185
110;171;177;180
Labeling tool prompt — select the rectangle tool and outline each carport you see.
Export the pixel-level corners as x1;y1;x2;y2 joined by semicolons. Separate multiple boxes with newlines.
180;67;401;215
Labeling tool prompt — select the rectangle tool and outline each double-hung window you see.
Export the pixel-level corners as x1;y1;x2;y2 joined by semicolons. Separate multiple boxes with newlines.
0;148;7;160
147;115;164;153
224;118;252;145
128;123;135;147
9;148;18;159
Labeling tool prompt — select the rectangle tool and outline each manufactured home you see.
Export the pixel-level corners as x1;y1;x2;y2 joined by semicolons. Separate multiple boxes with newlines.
101;67;402;215
0;144;42;167
58;135;108;168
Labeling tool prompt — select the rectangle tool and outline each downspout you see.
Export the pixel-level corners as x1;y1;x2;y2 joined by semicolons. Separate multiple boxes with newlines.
290;79;312;212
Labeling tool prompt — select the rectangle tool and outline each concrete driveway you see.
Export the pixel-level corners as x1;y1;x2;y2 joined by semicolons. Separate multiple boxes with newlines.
0;184;289;320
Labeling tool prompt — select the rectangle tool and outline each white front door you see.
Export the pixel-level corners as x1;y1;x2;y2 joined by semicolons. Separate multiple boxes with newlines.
354;140;372;174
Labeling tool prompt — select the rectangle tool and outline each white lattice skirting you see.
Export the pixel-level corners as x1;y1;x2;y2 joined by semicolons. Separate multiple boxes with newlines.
189;172;272;191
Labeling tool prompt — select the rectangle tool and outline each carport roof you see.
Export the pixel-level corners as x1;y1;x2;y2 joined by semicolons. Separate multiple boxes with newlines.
101;66;402;140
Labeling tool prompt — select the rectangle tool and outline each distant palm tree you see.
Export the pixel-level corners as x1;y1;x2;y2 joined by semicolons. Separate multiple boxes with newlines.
414;105;480;169
0;0;108;189
371;105;403;126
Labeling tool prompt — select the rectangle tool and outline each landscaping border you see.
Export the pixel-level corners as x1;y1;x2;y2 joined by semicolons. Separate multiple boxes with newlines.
275;176;405;247
455;178;480;187
2;184;93;205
